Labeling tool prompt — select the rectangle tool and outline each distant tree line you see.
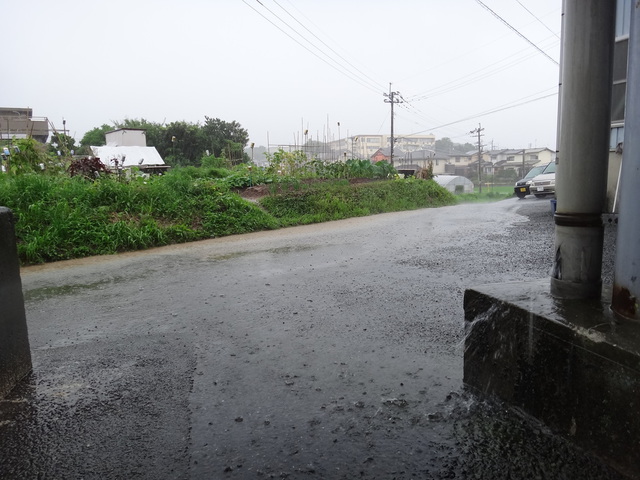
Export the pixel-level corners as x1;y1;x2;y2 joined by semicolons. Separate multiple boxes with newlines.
79;117;250;166
434;137;476;155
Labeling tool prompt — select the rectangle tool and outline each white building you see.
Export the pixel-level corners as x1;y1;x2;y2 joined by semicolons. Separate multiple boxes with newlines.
329;133;436;159
91;128;169;173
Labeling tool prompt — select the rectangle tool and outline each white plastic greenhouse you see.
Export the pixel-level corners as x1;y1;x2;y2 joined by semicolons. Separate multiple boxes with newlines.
433;175;475;194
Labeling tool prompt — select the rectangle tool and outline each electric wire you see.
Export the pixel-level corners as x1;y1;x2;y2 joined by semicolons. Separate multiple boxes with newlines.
398;86;558;136
407;91;558;137
515;0;560;39
242;0;382;95
405;35;559;103
272;0;387;92
244;0;558;146
475;0;559;65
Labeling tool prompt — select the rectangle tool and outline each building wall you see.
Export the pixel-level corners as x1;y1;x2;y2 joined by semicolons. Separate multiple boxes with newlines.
0;108;49;142
606;0;630;212
106;129;147;147
348;134;436;158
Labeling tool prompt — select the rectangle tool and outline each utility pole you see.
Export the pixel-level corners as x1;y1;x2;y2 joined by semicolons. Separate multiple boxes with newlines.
470;123;484;193
384;83;402;167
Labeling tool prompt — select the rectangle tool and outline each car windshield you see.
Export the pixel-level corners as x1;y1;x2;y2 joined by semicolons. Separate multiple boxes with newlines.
542;162;556;174
524;166;545;179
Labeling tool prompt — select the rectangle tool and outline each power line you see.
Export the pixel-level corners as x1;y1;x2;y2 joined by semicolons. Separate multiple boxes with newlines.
514;0;560;39
398;85;557;141
407;91;558;137
272;0;386;92
475;0;559;65
406;36;559;103
242;0;380;93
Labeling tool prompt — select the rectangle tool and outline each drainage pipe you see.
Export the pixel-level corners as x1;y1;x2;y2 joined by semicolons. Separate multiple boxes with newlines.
612;3;640;320
550;0;616;299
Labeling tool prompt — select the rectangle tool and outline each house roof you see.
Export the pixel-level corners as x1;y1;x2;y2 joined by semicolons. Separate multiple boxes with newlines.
90;146;165;168
372;147;406;157
402;149;435;160
432;150;451;159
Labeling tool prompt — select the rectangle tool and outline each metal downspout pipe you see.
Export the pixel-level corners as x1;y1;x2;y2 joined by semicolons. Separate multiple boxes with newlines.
550;0;616;299
612;3;640;320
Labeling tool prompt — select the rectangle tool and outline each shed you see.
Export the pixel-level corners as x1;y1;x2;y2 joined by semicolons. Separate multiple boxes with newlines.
91;127;170;174
433;175;474;194
90;146;170;174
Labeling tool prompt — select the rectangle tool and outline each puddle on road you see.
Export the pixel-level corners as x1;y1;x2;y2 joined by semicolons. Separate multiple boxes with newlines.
23;270;154;302
206;244;320;262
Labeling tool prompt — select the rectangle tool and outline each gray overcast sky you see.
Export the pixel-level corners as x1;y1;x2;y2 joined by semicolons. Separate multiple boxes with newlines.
4;0;561;150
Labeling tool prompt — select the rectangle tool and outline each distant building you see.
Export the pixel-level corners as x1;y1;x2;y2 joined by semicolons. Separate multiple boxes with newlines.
327;133;436;160
0;108;49;143
486;148;555;178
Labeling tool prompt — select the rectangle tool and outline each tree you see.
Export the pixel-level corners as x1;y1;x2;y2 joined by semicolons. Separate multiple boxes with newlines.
435;137;475;155
80;124;113;148
49;132;77;157
201;117;249;164
79;117;251;167
164;121;206;166
435;137;455;154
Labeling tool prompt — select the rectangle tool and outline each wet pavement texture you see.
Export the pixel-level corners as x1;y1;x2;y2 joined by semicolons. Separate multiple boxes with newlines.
1;196;625;479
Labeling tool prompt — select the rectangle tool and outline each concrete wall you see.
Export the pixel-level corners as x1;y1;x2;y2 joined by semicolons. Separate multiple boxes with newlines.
464;280;640;478
0;207;32;398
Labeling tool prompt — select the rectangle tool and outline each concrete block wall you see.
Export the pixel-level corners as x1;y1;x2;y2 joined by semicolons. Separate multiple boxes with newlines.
464;280;640;479
0;207;32;398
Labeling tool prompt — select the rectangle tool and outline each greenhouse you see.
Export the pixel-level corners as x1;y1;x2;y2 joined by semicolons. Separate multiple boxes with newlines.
433;175;475;194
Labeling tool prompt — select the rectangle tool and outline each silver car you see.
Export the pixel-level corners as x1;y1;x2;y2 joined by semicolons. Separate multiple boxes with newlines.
529;162;556;198
514;164;547;199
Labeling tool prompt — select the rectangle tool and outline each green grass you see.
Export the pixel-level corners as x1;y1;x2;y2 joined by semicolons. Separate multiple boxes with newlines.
260;178;456;226
0;172;457;265
0;173;278;264
457;184;515;203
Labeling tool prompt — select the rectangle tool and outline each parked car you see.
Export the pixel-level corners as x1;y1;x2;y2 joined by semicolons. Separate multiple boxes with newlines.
514;164;548;199
529;161;556;198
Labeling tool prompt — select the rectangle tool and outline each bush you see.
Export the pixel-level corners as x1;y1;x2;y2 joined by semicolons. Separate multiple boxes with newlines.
68;157;111;179
260;178;456;226
201;155;229;169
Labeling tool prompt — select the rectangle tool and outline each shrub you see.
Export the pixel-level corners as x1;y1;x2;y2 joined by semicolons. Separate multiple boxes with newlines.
68;157;111;180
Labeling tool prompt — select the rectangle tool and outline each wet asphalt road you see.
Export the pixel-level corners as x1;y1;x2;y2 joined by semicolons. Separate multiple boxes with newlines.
0;196;624;479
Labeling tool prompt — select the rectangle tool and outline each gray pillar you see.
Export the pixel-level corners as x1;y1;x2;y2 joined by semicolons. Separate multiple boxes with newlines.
0;207;32;398
550;0;616;299
612;3;640;320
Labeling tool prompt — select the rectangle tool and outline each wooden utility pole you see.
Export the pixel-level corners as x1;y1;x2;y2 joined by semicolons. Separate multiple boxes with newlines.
470;124;484;193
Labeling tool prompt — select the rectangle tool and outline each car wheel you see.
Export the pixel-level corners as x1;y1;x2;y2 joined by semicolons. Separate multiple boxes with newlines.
516;192;527;199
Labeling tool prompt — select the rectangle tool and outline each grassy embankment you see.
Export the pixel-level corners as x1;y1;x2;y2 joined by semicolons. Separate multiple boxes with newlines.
457;185;515;203
0;169;458;265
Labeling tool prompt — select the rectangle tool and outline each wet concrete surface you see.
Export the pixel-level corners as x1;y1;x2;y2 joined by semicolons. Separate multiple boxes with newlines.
1;196;625;479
